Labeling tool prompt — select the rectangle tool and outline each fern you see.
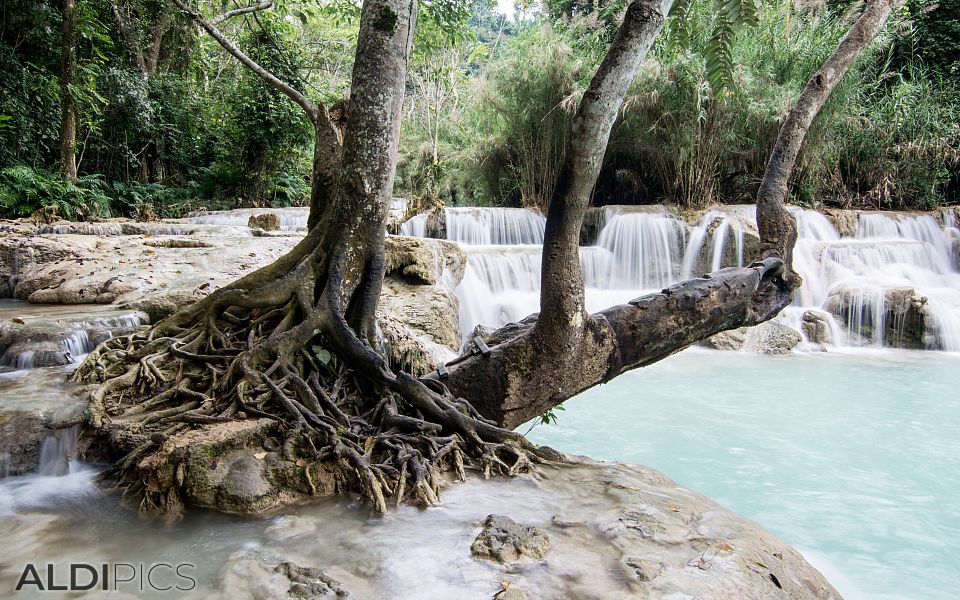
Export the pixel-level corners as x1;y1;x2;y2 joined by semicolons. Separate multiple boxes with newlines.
704;0;760;95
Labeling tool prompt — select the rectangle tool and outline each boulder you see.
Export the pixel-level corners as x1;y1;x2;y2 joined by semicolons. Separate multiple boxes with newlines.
703;327;748;351
801;309;834;345
824;285;930;349
133;419;341;514
471;514;551;564
247;213;281;231
384;235;466;285
0;411;45;476
217;548;349;600
744;321;803;355
822;208;859;238
704;322;802;354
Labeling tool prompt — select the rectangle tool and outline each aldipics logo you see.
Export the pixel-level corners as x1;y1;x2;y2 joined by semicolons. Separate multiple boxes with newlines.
14;563;196;593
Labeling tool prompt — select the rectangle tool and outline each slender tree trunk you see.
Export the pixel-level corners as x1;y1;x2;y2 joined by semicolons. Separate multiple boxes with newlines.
172;0;346;227
59;0;78;182
756;0;896;268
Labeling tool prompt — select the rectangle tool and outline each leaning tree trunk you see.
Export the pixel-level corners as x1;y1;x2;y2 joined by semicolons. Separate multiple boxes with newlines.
756;0;896;267
75;0;542;515
440;0;893;428
59;0;78;182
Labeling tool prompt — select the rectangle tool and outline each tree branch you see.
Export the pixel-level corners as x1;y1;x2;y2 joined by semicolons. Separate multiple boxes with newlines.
171;0;318;122
210;0;274;26
535;0;672;344
111;1;148;74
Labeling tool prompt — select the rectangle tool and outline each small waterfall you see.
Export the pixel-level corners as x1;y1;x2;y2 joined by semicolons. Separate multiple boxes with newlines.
681;209;749;279
14;350;35;370
594;208;686;289
793;210;960;349
398;203;959;351
445;207;546;245
184;208;310;228
37;426;79;477
400;213;429;238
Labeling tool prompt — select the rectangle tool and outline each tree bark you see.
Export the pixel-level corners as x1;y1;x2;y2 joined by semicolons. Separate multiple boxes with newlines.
59;0;78;182
756;0;896;268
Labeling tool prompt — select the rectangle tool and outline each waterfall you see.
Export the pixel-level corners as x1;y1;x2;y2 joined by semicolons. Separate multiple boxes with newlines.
445;207;546;245
397;204;960;351
681;208;751;279
37;426;79;477
594;208;686;289
792;211;960;349
184;207;310;228
400;213;429;238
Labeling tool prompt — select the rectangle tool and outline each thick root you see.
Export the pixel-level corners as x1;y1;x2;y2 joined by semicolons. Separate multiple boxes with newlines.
73;266;550;515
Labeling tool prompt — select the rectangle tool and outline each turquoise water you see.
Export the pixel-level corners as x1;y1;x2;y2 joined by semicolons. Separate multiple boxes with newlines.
526;348;960;600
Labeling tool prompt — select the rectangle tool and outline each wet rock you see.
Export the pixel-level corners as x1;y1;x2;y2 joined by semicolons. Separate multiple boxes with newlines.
218;548;349;600
580;207;607;246
703;327;748;351
248;213;281;231
384;235;466;285
1;341;72;368
471;514;551;564
744;321;803;354
822;208;859;237
704;322;802;354
801;309;834;345
824;285;930;349
123;290;198;321
624;556;666;582
0;411;45;476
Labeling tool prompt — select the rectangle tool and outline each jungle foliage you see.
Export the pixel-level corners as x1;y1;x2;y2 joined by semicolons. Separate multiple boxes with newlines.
1;0;957;220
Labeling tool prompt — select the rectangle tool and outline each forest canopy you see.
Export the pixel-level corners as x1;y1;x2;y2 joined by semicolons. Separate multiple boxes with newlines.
1;0;957;221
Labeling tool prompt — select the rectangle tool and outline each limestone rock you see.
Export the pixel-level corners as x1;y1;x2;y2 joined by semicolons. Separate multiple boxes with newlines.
704;327;748;351
824;285;930;349
0;411;45;476
471;514;551;564
248;213;281;231
801;309;834;345
133;419;338;514
744;321;803;354
217;549;349;600
822;208;858;237
384;235;466;285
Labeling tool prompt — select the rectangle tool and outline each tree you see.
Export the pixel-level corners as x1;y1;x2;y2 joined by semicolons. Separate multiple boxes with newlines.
171;0;347;228
60;0;78;181
74;0;893;513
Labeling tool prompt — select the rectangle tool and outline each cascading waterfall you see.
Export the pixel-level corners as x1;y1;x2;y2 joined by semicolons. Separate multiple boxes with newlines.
680;208;753;279
445;207;546;245
400;213;429;238
184;207;310;228
401;204;960;351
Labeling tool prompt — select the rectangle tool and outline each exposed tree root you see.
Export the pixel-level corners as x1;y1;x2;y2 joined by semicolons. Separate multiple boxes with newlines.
72;235;549;516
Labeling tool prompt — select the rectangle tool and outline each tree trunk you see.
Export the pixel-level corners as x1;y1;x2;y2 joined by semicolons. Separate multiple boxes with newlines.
756;0;896;268
59;0;78;182
76;0;541;517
